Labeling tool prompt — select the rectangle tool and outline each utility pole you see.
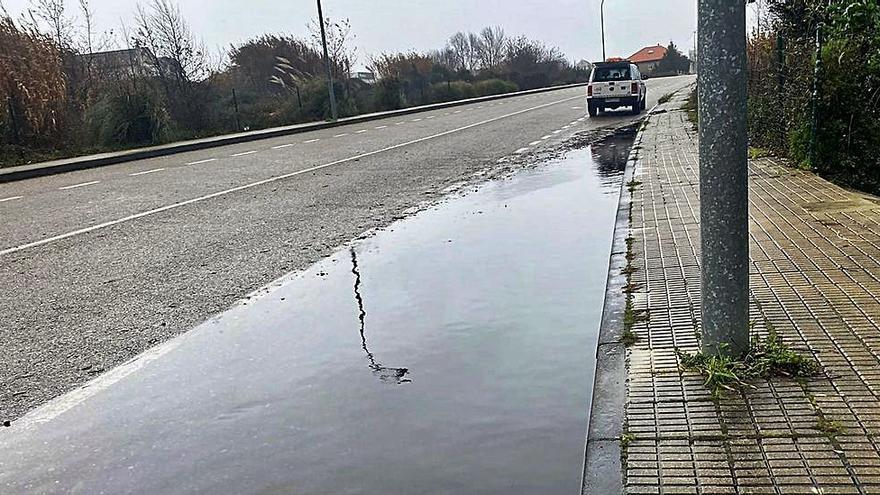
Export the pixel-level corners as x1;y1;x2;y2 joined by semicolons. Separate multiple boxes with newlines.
698;0;750;357
600;0;607;61
316;0;338;121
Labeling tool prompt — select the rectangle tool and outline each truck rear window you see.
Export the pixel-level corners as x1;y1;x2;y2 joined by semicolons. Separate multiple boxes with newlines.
592;66;631;82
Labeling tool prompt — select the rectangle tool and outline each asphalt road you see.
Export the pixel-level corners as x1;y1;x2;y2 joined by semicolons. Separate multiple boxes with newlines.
0;76;694;423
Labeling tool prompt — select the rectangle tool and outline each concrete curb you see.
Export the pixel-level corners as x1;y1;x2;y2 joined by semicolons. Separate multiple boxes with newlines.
0;82;587;184
580;108;656;495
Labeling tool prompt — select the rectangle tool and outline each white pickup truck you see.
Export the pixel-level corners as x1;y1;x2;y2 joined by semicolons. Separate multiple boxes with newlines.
586;61;647;117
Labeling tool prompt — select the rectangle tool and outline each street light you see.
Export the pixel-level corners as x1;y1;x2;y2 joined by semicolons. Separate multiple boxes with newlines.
600;0;607;61
316;0;339;121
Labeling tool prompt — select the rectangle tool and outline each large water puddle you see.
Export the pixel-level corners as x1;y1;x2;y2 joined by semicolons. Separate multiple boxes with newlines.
1;137;629;494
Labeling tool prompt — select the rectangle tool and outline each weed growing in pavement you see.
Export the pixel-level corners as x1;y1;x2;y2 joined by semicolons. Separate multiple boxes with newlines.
748;147;771;159
676;328;819;399
684;90;698;128
815;417;845;436
621;328;639;347
658;93;675;105
626;179;643;193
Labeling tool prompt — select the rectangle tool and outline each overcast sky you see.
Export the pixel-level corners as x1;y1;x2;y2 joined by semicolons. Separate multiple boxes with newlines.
2;0;700;69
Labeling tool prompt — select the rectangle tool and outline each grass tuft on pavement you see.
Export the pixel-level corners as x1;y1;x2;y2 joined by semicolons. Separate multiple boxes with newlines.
677;328;819;399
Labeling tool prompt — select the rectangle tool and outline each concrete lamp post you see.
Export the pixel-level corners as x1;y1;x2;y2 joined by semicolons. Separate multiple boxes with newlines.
600;0;607;61
698;0;750;357
316;0;339;121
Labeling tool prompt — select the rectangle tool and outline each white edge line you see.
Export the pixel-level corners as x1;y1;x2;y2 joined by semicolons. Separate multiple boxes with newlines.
129;168;165;176
0;196;23;203
186;158;217;165
59;180;100;190
0;93;582;258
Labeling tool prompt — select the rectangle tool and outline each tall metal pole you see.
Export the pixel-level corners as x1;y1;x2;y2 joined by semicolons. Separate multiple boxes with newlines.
316;0;338;121
698;0;750;357
600;0;606;61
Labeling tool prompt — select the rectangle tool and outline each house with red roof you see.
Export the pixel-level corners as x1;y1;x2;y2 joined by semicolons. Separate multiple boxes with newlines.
628;44;668;75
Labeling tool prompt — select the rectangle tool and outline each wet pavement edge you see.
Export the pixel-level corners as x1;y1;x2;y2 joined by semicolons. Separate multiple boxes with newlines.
581;116;650;495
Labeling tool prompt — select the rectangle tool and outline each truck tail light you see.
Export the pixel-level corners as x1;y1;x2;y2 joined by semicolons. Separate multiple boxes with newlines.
631;82;639;94
587;85;593;97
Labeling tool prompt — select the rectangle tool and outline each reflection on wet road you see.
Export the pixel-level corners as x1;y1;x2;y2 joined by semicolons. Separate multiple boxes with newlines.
351;248;411;385
1;138;628;494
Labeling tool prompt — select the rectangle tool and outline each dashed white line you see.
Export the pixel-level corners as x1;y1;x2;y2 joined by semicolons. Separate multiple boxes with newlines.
356;130;368;134
395;122;406;125
272;144;295;149
529;141;541;146
374;126;387;129
454;110;462;114
334;133;349;138
515;147;530;154
0;93;582;257
0;196;22;203
187;158;217;165
304;139;320;143
426;116;436;119
552;130;562;134
230;150;258;157
129;168;165;176
562;126;571;130
541;135;553;140
411;118;423;122
59;180;100;190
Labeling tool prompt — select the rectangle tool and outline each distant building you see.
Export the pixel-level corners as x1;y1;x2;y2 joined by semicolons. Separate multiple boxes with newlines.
353;71;377;84
628;44;667;75
77;47;179;80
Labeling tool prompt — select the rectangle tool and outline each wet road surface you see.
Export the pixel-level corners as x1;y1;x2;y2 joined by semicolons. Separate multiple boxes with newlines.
1;139;630;494
0;77;695;423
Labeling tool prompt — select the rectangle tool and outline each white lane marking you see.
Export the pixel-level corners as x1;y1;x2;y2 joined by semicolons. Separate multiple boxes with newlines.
411;118;423;122
129;168;165;177
0;94;581;257
529;141;541;146
304;139;320;143
356;130;368;134
0;196;23;203
571;106;582;109
454;110;462;114
334;133;349;138
374;126;387;129
515;147;530;154
272;144;295;149
477;106;485;109
562;126;571;130
426;116;436;119
230;150;258;157
186;158;217;165
59;180;100;190
541;135;553;140
553;130;562;134
395;121;406;125
577;118;585;122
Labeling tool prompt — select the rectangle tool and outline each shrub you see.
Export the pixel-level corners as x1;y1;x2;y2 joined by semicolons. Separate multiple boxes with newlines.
431;81;476;103
84;85;169;147
473;78;518;97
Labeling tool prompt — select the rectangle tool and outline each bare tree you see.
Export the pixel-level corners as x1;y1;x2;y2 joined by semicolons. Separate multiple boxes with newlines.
478;26;506;70
308;16;356;79
133;0;207;84
28;0;73;47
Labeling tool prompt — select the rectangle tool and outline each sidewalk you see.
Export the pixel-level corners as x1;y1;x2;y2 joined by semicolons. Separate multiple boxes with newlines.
588;92;880;494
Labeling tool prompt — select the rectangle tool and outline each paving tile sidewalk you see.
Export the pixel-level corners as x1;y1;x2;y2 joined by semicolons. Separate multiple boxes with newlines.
615;92;880;494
